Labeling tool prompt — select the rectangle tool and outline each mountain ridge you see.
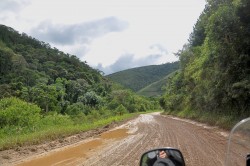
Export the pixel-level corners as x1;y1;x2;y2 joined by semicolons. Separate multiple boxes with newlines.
106;62;179;93
137;71;178;97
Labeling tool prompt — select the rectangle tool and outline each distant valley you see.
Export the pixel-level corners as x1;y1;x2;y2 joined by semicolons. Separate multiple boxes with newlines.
106;62;179;97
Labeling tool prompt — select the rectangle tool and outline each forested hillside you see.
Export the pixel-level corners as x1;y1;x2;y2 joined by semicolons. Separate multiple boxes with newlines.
0;25;107;113
161;0;250;126
0;25;159;150
106;62;179;92
137;71;177;97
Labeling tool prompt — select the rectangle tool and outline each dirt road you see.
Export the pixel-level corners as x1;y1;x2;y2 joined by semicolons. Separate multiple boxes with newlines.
1;112;243;166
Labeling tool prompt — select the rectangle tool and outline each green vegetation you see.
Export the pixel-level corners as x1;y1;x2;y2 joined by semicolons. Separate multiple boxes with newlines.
161;0;250;129
106;62;179;92
137;71;177;97
0;25;160;150
0;97;139;150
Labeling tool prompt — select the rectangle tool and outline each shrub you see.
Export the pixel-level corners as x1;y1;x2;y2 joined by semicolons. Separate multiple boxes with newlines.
40;113;73;126
0;97;41;128
87;110;101;121
65;102;86;116
115;104;128;115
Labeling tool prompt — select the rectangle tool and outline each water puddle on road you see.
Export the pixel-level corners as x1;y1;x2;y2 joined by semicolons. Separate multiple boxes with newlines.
16;128;129;166
101;128;129;139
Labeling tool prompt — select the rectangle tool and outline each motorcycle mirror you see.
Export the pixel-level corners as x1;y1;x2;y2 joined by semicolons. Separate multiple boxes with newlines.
140;148;185;166
247;154;250;166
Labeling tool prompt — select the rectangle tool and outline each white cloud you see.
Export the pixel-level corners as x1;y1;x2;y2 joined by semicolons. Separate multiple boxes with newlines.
30;17;128;45
97;52;168;75
0;0;206;73
0;0;29;12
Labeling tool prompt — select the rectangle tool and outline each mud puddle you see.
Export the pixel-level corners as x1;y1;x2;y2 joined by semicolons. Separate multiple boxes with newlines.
16;128;129;166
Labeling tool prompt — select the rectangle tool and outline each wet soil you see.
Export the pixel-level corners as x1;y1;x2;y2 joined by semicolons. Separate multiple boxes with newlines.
16;129;129;166
0;120;130;166
0;113;245;166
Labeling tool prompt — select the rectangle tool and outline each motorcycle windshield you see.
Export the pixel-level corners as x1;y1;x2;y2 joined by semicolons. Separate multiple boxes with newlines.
225;117;250;166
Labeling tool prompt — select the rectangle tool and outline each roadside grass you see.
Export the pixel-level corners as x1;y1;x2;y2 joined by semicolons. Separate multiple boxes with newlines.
0;113;138;151
164;108;244;130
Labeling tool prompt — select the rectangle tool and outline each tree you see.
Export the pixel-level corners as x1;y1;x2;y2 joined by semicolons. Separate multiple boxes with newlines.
22;84;59;113
82;91;102;107
65;80;85;104
115;104;128;115
0;48;13;81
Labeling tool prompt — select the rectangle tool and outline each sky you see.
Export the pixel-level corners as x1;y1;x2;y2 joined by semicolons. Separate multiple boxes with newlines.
0;0;206;75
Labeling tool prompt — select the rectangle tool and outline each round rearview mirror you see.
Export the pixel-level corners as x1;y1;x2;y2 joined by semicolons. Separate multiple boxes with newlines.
140;148;185;166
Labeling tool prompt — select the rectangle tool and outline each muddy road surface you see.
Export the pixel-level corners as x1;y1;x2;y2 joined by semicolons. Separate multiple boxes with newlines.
1;113;243;166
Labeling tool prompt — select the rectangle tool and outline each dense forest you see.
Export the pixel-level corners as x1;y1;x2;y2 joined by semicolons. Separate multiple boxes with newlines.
0;25;159;149
161;0;250;125
107;62;179;92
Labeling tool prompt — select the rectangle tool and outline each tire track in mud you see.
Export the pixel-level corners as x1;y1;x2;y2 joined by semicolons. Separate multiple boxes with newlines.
83;114;159;166
9;113;242;166
82;113;229;166
165;117;226;166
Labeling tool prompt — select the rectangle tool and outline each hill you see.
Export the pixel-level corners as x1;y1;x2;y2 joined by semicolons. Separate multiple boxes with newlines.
137;71;177;97
0;25;161;150
106;62;179;92
0;24;158;113
0;24;105;112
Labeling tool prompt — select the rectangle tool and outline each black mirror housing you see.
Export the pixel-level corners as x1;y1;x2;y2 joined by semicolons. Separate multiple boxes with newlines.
140;148;185;166
246;154;250;166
